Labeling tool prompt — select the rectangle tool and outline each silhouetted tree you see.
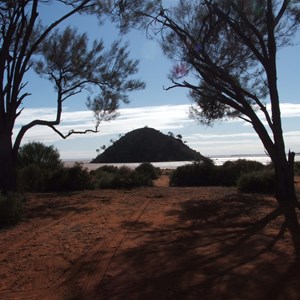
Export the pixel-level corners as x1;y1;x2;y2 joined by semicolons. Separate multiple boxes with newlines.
0;0;151;192
149;1;300;250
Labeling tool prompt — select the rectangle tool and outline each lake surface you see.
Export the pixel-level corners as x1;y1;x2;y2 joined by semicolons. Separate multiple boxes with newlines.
63;154;300;171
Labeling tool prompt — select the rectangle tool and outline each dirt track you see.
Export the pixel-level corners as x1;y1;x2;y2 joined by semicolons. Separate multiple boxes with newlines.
0;176;300;299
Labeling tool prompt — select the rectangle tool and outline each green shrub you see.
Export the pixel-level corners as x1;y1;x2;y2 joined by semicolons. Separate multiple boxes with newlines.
216;159;265;186
237;170;275;194
0;193;24;226
17;164;51;192
135;162;161;180
92;170;116;189
170;160;215;186
91;164;156;189
48;163;93;192
111;166;134;188
17;142;63;192
18;142;62;169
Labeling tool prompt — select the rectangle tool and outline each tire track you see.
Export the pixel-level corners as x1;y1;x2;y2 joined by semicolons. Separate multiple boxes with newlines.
0;193;153;300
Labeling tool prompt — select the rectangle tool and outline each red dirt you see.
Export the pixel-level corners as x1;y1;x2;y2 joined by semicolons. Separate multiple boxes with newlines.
0;175;300;299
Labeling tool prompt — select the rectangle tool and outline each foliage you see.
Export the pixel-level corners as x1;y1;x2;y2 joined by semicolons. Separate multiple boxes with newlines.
135;162;161;180
91;163;159;189
17;142;92;192
237;170;275;194
18;142;62;169
149;1;300;242
170;159;270;187
153;1;300;220
0;1;146;192
17;164;49;192
48;163;93;192
17;142;62;192
0;193;24;227
216;159;265;186
35;26;145;136
169;160;215;187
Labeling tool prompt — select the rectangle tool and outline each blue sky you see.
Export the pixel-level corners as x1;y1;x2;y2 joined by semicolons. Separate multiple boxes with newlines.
14;2;300;160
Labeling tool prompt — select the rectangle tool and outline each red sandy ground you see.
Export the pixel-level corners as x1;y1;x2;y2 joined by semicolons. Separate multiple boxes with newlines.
0;174;300;300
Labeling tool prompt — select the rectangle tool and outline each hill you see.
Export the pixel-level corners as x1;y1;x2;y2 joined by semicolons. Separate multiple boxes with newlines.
91;127;204;163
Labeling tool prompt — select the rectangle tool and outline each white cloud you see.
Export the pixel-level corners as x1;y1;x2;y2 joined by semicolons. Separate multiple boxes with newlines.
277;103;300;118
187;132;258;140
14;103;300;159
15;104;192;143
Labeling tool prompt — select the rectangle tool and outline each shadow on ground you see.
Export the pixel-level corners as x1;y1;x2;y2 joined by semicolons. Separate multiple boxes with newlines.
92;192;300;300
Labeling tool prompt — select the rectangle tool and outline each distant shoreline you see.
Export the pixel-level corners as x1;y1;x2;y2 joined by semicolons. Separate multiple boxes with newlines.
62;153;299;171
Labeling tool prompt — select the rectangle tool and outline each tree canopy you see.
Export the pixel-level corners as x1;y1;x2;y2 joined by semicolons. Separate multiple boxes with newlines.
140;0;300;253
0;0;157;191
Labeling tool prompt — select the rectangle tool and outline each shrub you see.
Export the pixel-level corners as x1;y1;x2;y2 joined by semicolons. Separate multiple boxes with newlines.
216;159;265;186
135;162;161;180
17;142;63;192
170;160;215;186
237;170;275;194
17;164;45;192
48;163;93;192
91;164;156;189
111;166;134;188
18;142;62;169
0;193;24;226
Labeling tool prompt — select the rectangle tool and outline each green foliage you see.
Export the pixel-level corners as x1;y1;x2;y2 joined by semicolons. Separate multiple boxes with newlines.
0;193;24;226
91;166;119;189
17;142;92;192
135;162;161;180
91;163;159;189
17;142;62;192
47;163;93;192
18;142;62;169
237;170;275;194
170;159;269;187
17;164;49;192
170;160;215;187
216;159;265;186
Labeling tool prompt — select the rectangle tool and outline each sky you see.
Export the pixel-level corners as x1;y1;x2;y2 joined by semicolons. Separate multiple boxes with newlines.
14;1;300;160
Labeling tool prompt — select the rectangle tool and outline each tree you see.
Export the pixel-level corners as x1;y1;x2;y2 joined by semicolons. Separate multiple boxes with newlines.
150;1;300;251
0;0;147;192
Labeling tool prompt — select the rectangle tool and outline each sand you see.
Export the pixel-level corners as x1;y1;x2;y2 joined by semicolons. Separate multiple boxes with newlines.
0;175;300;299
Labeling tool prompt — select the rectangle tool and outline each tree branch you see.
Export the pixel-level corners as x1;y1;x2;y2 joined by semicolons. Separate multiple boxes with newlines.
47;124;99;139
274;0;290;26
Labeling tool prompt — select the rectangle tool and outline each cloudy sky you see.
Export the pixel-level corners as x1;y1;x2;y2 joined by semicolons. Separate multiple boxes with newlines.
14;2;300;160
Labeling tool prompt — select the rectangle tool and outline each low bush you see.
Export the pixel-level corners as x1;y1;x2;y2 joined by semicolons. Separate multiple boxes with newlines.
92;163;158;189
169;160;215;187
237;170;275;194
18;162;93;192
0;193;24;226
135;162;161;180
91;167;117;189
48;163;93;192
18;142;62;169
17;164;49;192
216;159;265;186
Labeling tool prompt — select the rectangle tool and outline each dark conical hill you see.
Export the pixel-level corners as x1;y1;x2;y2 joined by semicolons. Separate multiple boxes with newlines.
91;127;204;163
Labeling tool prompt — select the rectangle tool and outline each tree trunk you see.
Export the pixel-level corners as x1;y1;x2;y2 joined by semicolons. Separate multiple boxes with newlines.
274;153;300;256
0;131;17;193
